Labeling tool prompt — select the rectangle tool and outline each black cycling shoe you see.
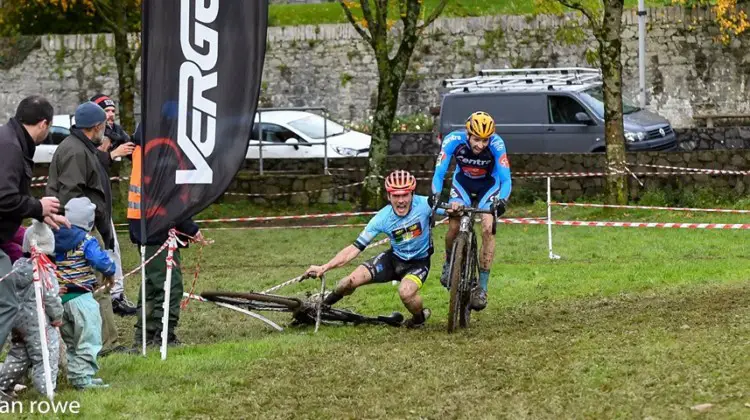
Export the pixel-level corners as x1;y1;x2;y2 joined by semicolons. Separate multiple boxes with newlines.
403;308;431;329
439;261;451;288
470;288;488;311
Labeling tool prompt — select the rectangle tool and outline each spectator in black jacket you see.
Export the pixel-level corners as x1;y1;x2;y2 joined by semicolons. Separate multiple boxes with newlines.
0;96;68;387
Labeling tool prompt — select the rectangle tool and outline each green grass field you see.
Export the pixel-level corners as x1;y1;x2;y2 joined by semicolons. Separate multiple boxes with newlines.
9;202;750;419
268;0;678;27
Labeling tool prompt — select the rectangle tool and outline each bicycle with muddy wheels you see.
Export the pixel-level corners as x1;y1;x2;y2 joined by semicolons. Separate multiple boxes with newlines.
432;200;498;333
200;277;405;331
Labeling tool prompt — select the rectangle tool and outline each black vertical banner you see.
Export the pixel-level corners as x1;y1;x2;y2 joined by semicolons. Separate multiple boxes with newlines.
140;0;268;241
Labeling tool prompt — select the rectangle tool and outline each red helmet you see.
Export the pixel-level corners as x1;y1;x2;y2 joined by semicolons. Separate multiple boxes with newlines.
384;170;417;195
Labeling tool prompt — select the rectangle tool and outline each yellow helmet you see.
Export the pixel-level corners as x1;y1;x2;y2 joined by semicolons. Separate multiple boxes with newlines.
465;111;496;139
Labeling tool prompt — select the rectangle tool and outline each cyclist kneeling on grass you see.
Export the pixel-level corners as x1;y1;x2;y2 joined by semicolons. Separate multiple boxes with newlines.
432;111;512;311
305;170;434;328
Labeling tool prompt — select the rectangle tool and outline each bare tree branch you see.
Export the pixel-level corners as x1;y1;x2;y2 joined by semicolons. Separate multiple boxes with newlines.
557;0;601;32
93;2;119;32
374;0;388;39
338;0;374;46
93;0;115;15
417;0;448;32
391;0;421;67
359;0;377;37
91;0;118;28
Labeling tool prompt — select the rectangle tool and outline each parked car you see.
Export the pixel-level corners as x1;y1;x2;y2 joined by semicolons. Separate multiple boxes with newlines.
35;110;372;163
33;114;74;164
437;67;677;153
247;110;370;159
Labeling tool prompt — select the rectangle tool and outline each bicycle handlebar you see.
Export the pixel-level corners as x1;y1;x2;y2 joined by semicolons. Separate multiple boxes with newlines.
435;203;495;215
433;202;498;235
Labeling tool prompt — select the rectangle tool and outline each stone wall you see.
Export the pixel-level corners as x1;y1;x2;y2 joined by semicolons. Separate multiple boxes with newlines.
2;6;750;128
388;129;750;155
224;150;750;204
389;132;439;155
30;149;750;204
674;127;750;151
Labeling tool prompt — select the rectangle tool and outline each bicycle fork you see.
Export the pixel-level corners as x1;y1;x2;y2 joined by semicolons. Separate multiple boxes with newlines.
458;214;477;294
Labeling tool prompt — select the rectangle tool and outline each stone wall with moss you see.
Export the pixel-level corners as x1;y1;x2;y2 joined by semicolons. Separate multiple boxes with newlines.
0;33;138;122
31;149;750;205
0;6;748;128
226;150;750;205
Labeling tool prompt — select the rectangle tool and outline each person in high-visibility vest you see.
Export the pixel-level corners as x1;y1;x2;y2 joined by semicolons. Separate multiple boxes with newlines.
128;123;205;348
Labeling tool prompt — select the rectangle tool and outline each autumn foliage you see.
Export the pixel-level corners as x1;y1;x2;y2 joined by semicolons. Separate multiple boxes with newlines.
0;0;141;36
673;0;749;42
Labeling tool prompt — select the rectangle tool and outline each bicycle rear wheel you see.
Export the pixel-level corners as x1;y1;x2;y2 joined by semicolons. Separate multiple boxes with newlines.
200;291;302;312
447;232;469;333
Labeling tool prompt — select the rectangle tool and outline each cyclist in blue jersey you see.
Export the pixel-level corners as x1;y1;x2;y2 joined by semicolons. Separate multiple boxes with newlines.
431;111;512;311
305;170;434;328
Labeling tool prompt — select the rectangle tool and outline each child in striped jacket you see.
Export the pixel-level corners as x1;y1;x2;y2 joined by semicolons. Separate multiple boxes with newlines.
53;197;115;390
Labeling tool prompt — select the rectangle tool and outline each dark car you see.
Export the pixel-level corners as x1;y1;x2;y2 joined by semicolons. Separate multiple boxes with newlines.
437;67;677;153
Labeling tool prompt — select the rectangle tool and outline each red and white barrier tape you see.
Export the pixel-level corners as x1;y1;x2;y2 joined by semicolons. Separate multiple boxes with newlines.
504;218;750;230
328;168;435;175
181;211;376;224
197;223;368;231
0;266;19;283
121;240;170;279
31;176;128;188
552;202;750;214
224;180;367;198
114;211;377;227
515;171;609;178
630;163;750;175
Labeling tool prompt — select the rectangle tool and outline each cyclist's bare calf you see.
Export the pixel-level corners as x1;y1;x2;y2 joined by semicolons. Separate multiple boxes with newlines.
398;278;423;316
445;216;461;253
445;213;494;269
479;213;495;270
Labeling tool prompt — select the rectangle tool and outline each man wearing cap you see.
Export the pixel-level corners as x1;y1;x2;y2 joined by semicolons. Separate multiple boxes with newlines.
90;94;132;153
89;94;137;317
46;101;133;356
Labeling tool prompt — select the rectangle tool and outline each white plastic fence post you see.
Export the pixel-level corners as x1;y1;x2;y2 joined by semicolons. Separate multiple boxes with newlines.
547;177;561;260
160;231;177;360
31;244;54;402
140;245;147;356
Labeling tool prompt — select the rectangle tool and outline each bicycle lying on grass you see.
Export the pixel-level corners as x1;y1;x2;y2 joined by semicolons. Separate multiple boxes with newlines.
200;278;405;331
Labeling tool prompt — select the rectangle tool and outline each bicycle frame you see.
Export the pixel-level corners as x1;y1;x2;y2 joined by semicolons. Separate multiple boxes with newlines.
434;201;497;332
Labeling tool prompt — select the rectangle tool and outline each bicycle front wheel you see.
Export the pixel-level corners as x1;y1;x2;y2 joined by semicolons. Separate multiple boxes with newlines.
201;291;302;312
459;233;479;328
447;232;470;333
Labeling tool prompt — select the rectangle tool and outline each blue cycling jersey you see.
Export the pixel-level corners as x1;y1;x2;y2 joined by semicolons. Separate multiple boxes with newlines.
431;130;512;201
353;195;433;261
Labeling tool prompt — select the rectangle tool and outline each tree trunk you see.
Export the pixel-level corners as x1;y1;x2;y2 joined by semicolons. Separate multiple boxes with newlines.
108;0;138;212
111;0;137;134
599;0;627;205
360;69;401;210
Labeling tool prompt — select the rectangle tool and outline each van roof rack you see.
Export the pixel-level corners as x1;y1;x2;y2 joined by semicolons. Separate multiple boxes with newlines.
442;67;602;93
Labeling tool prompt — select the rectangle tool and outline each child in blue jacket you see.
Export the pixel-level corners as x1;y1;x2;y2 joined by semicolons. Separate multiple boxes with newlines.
54;197;116;390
